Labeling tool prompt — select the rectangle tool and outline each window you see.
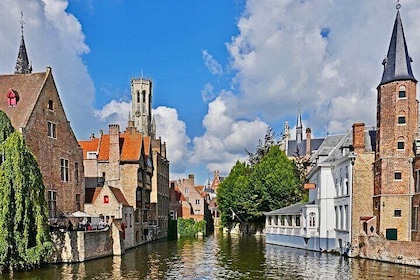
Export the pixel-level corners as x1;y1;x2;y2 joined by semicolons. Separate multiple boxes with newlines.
136;91;140;103
412;206;418;230
397;141;405;150
87;152;97;159
142;90;146;102
136;187;142;208
309;212;316;227
394;209;402;217
195;199;200;205
295;216;301;227
416;170;420;192
48;100;54;110
104;195;109;204
74;162;79;184
48;122;56;138
7;89;18;107
47;190;57;219
184;188;189;194
398;90;406;98
280;215;285;226
394;171;402;180
76;194;81;211
60;159;69;182
398;116;406;124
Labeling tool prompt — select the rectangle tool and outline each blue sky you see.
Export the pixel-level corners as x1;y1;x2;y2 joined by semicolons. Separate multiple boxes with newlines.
1;0;420;184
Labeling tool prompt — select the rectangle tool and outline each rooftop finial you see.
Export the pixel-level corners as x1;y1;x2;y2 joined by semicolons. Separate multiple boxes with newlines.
19;11;24;36
396;0;401;10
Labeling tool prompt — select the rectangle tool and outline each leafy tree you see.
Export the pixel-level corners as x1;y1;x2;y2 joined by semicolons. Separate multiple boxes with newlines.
245;126;277;166
0;113;52;272
218;146;302;227
216;161;250;226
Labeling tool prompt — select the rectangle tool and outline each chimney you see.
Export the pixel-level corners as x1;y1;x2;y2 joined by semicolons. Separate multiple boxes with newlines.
306;128;311;156
108;124;120;179
352;123;365;154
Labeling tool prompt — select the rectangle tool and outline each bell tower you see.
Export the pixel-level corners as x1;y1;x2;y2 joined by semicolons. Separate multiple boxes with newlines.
374;5;417;241
131;77;155;138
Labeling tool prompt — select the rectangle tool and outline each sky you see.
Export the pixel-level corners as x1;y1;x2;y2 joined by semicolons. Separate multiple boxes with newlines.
1;0;420;184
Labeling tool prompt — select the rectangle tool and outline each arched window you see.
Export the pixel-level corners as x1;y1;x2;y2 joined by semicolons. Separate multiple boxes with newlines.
142;90;146;103
136;91;140;103
309;212;316;227
7;89;19;107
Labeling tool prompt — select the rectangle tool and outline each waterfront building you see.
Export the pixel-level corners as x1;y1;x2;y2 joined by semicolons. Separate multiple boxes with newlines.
374;7;418;242
0;19;84;222
79;123;153;247
266;124;375;254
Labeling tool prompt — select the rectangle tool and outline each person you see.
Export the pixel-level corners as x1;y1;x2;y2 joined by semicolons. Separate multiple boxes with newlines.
68;220;73;231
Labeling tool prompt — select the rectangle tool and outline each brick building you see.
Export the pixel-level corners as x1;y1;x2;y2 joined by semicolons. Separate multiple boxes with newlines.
373;8;418;241
0;26;84;221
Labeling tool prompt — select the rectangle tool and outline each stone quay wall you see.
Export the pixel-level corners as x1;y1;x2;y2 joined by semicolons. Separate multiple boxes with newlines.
358;234;420;266
48;222;123;263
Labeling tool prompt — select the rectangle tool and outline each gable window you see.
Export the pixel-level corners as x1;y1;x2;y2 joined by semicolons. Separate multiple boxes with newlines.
48;100;54;111
397;141;405;150
7;89;19;107
48;122;56;138
394;171;402;180
104;195;109;204
394;209;402;217
195;199;200;205
60;159;69;182
398;116;406;124
47;190;57;219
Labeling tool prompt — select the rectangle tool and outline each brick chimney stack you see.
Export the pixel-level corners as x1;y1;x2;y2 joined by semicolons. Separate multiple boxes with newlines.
305;128;311;156
352;123;365;154
109;124;120;181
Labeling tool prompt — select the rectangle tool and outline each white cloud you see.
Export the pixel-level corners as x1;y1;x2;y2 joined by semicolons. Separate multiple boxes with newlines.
201;83;216;102
202;49;223;76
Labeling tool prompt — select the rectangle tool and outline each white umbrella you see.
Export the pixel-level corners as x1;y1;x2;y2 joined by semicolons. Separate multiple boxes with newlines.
72;211;91;218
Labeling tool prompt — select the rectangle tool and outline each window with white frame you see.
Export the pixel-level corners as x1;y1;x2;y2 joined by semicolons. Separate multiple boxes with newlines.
47;121;56;138
61;159;69;182
87;152;97;159
309;212;316;227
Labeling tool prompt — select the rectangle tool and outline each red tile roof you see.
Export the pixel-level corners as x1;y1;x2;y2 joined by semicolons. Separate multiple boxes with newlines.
78;138;100;159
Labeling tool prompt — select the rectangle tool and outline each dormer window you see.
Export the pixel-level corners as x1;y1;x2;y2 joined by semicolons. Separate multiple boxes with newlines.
7;89;19;107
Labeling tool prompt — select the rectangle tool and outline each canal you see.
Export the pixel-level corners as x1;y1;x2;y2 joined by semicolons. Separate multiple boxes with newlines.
3;233;420;279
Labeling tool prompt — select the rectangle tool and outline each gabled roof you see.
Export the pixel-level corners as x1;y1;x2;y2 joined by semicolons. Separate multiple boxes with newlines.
120;133;143;161
109;186;130;206
0;71;46;129
85;187;102;204
380;10;417;85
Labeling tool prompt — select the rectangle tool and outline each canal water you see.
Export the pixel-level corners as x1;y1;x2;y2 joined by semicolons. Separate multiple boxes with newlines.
2;232;420;279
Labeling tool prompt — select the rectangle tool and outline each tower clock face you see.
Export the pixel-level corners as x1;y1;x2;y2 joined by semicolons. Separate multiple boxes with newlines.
135;111;141;117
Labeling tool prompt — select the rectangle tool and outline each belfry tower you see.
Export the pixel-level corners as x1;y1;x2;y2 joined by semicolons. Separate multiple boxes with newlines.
15;12;32;74
130;77;155;138
373;5;418;241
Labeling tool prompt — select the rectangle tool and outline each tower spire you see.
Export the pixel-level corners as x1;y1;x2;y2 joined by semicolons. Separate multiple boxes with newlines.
296;105;303;144
15;11;32;74
380;5;416;85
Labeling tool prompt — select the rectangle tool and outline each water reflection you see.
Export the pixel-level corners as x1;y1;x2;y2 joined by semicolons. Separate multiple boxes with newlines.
2;233;420;279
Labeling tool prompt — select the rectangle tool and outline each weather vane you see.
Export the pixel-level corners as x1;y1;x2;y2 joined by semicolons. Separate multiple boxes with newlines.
396;0;401;10
19;11;25;36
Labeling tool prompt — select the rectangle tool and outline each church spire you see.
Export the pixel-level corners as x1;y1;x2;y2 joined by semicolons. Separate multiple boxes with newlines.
380;5;416;85
296;105;303;144
15;12;32;74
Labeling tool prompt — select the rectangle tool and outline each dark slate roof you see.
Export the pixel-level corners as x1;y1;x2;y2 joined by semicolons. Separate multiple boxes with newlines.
380;11;416;85
265;203;311;215
287;138;324;157
15;35;32;74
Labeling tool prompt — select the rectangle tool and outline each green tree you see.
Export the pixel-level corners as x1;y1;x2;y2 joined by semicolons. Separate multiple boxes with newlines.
245;126;277;167
0;113;52;272
218;146;302;227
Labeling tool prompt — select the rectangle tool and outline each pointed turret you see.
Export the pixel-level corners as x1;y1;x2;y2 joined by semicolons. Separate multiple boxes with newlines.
15;12;32;74
380;10;416;85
